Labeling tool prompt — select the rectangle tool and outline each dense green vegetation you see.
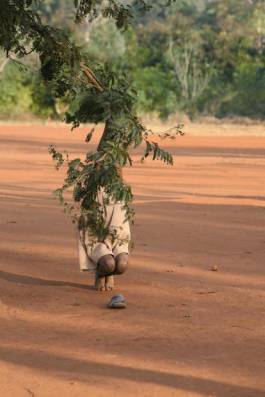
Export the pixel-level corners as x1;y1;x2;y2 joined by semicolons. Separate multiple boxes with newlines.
0;0;264;120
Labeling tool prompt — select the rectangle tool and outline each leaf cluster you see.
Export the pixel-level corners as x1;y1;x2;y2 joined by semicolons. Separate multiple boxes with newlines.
74;0;153;27
1;0;180;246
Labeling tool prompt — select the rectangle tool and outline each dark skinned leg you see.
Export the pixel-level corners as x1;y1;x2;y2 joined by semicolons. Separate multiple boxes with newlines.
114;253;128;275
105;253;129;290
95;254;115;291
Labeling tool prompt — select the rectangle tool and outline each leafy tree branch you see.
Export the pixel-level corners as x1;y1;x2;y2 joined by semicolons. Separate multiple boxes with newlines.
0;0;181;245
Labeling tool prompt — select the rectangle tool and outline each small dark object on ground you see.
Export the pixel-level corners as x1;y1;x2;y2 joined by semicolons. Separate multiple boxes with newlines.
108;294;127;309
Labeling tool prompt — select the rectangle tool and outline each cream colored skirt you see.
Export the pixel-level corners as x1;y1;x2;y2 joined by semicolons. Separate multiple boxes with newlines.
77;193;130;272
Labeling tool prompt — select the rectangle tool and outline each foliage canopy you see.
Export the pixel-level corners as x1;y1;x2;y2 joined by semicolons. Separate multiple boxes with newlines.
0;0;181;245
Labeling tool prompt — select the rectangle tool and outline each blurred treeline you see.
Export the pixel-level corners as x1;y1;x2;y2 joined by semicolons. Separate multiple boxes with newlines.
0;0;264;120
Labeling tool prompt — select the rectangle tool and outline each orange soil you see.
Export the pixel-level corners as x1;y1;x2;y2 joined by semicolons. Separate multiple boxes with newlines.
0;124;265;397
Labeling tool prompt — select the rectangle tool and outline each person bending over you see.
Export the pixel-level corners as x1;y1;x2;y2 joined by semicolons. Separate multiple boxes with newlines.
77;181;130;291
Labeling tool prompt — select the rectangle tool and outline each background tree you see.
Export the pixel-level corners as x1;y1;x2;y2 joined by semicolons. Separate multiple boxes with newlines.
1;0;264;120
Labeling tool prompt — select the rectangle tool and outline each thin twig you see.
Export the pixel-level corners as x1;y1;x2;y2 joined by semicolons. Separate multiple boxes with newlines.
80;62;104;92
25;388;35;397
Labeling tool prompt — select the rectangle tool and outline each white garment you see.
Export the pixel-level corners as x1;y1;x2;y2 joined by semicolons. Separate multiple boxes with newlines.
77;193;130;272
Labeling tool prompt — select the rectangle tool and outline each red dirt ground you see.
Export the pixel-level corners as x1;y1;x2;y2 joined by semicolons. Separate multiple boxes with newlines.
0;124;264;397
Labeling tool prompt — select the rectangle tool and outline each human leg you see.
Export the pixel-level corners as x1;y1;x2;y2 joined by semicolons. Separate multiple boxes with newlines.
114;252;128;275
95;254;115;291
105;275;114;291
83;195;130;291
104;253;128;291
97;254;115;276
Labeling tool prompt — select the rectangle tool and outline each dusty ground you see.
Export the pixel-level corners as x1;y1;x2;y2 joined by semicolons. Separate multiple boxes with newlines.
0;124;264;397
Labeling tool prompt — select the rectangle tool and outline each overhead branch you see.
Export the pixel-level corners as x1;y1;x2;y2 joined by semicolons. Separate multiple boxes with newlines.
80;62;104;92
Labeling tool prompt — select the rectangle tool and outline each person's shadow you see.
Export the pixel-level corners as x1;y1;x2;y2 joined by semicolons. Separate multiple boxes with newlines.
0;270;93;290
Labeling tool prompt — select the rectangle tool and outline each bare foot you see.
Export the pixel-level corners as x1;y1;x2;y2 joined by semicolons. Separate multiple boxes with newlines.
95;274;106;291
105;275;114;291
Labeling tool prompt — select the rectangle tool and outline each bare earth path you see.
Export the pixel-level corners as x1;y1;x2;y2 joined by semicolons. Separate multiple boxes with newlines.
0;124;264;397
